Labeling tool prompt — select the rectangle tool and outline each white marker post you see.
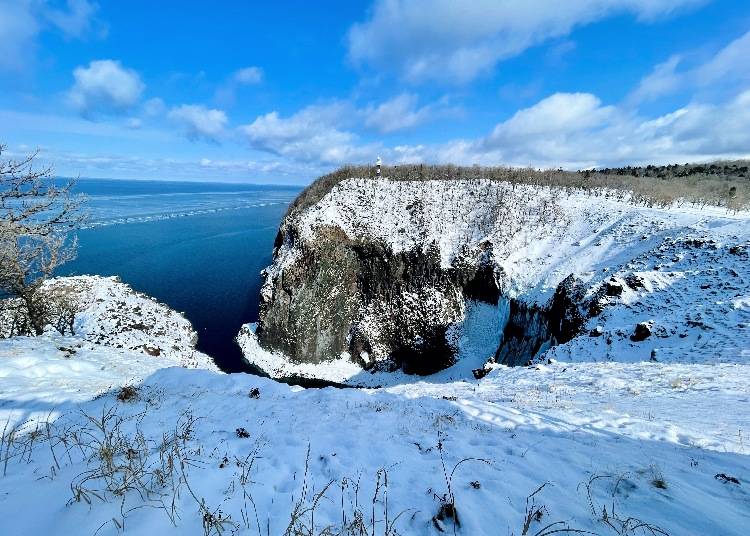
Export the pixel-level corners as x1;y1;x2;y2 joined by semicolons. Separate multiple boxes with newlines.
376;156;382;177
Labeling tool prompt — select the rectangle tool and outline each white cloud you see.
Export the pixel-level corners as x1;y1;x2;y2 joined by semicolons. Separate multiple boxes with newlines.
240;103;378;164
630;56;683;103
347;0;705;84
0;0;99;71
234;66;263;85
7;90;747;182
168;104;228;142
142;97;166;117
68;60;145;116
45;0;98;38
20;147;306;182
695;31;750;82
487;93;614;141
631;31;750;102
239;95;455;162
214;66;264;107
363;93;458;133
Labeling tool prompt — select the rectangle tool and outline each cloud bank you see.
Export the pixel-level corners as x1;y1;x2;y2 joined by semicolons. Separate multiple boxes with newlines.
168;105;228;142
348;0;705;84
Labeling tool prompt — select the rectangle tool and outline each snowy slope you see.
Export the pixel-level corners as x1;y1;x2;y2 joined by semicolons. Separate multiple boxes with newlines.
292;179;746;303
0;353;748;535
0;275;219;429
0;336;204;428
1;275;217;370
1;180;749;534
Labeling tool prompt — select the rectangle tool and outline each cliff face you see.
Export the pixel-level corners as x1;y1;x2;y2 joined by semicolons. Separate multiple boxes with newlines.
243;177;749;384
251;178;594;376
257;232;501;374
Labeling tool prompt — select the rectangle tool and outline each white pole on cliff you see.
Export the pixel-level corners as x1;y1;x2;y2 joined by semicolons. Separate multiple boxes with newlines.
376;156;382;177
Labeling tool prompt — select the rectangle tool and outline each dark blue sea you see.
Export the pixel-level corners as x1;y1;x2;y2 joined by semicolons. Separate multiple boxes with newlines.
58;179;300;372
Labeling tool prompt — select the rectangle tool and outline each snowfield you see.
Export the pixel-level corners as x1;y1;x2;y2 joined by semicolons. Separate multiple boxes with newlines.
0;354;748;535
1;182;749;535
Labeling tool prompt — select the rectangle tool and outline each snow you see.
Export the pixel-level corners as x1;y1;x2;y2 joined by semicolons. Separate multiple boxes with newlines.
297;178;747;303
1;353;748;534
236;323;367;383
545;234;750;366
0;336;199;428
1;181;749;534
2;275;217;370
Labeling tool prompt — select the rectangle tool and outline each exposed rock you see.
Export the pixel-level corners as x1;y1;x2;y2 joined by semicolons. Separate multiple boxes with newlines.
143;344;161;357
472;364;491;380
495;275;591;367
257;231;499;374
605;278;624;296
631;321;653;342
548;275;588;343
624;274;645;290
715;473;741;485
494;301;550;366
590;326;604;337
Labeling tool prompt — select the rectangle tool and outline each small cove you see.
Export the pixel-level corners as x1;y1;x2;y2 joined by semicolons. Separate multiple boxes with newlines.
58;178;300;372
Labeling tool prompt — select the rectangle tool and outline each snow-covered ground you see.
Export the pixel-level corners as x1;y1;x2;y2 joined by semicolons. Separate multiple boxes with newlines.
1;182;749;534
1;275;217;370
0;352;748;535
0;335;202;427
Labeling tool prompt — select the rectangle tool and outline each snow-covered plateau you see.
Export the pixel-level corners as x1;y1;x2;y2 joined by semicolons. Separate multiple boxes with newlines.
1;178;749;535
243;178;750;385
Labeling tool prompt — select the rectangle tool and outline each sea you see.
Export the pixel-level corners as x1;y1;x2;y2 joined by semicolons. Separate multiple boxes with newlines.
57;178;301;372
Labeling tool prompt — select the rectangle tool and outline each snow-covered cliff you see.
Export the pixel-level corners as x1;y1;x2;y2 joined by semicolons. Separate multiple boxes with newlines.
241;177;749;384
1;275;217;370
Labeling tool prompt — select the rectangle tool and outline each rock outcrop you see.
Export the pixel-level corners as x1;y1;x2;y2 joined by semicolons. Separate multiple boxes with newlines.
247;178;593;378
257;234;503;374
241;176;750;384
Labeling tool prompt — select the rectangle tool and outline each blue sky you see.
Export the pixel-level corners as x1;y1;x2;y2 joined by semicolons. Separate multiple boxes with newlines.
0;0;749;183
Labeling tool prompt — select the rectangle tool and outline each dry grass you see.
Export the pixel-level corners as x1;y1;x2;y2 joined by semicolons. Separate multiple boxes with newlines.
283;445;410;536
116;385;138;402
580;473;670;535
518;483;593;536
1;407;675;536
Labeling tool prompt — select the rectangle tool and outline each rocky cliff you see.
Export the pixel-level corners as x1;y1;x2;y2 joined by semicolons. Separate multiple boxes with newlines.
239;176;749;385
0;275;218;370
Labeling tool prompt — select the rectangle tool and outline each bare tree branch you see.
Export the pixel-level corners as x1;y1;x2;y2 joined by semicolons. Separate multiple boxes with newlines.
0;144;86;335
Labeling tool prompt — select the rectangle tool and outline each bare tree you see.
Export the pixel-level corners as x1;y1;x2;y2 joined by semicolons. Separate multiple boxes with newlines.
0;144;85;335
